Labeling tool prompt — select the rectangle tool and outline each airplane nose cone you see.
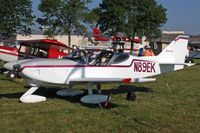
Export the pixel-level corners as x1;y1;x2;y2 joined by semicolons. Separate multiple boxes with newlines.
3;61;22;71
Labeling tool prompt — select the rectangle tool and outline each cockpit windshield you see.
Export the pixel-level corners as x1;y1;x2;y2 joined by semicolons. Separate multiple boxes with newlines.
90;50;113;65
63;49;89;64
64;49;129;65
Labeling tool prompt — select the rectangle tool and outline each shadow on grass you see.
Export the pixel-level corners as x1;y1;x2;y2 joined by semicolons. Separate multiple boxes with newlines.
0;85;152;109
109;85;153;94
33;87;119;109
80;102;119;109
37;85;152;109
0;92;24;99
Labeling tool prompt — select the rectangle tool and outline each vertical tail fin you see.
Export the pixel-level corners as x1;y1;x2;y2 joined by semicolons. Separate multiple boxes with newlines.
92;27;110;42
92;27;101;35
157;35;189;64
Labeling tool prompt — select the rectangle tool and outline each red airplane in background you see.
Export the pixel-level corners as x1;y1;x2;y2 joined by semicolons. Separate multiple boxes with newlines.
0;39;72;77
92;27;143;54
0;39;72;62
92;27;140;43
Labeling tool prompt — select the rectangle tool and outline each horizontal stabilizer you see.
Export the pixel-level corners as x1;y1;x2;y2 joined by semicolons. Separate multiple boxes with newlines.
159;62;196;71
159;62;192;65
185;63;196;67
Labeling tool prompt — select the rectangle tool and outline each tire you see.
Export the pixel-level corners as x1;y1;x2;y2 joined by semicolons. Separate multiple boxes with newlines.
127;91;136;101
185;57;194;63
7;72;16;79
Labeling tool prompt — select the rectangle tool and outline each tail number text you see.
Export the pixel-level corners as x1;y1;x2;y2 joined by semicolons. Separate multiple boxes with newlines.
134;61;155;73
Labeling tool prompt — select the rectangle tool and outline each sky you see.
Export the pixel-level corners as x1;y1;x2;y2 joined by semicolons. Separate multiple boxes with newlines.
156;0;200;35
32;0;200;35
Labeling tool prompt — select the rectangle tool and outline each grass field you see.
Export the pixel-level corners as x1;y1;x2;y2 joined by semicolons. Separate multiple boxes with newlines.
0;60;200;133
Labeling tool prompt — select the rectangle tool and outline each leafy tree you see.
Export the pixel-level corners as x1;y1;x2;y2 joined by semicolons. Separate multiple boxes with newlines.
91;0;167;53
38;0;91;47
0;0;34;39
84;8;100;28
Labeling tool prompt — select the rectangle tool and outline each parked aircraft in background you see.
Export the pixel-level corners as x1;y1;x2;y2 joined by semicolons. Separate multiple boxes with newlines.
4;35;192;105
92;27;150;54
0;39;72;62
92;27;140;43
188;43;200;59
0;39;72;78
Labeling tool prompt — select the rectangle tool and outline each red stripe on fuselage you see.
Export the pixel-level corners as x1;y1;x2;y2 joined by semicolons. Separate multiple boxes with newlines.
0;50;18;56
21;59;155;70
0;46;17;51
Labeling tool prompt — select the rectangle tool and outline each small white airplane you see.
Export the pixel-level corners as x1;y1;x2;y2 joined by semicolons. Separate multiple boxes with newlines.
4;35;192;104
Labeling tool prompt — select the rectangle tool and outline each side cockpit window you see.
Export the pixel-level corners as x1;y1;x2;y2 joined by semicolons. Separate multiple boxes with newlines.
112;53;129;64
91;51;113;66
63;50;88;64
18;44;48;58
19;45;26;53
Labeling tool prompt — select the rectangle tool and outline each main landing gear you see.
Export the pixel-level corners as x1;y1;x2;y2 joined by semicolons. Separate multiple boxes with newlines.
126;91;136;101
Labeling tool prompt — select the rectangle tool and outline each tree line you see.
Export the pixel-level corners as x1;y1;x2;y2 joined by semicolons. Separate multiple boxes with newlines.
0;0;167;49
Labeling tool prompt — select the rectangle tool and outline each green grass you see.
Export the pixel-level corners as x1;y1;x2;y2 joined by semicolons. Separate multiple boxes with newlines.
0;60;200;133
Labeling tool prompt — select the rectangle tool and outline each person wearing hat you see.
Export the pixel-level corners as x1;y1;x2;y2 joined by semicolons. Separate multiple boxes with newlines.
143;45;155;56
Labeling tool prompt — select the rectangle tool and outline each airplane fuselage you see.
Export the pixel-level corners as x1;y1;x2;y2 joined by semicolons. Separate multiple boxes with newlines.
18;56;162;86
0;46;18;62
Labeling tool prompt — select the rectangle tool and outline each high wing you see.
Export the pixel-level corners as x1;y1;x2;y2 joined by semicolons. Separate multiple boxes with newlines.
18;39;72;49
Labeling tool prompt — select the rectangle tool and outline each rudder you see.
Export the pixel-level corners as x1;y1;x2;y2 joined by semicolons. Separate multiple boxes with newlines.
157;35;189;64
